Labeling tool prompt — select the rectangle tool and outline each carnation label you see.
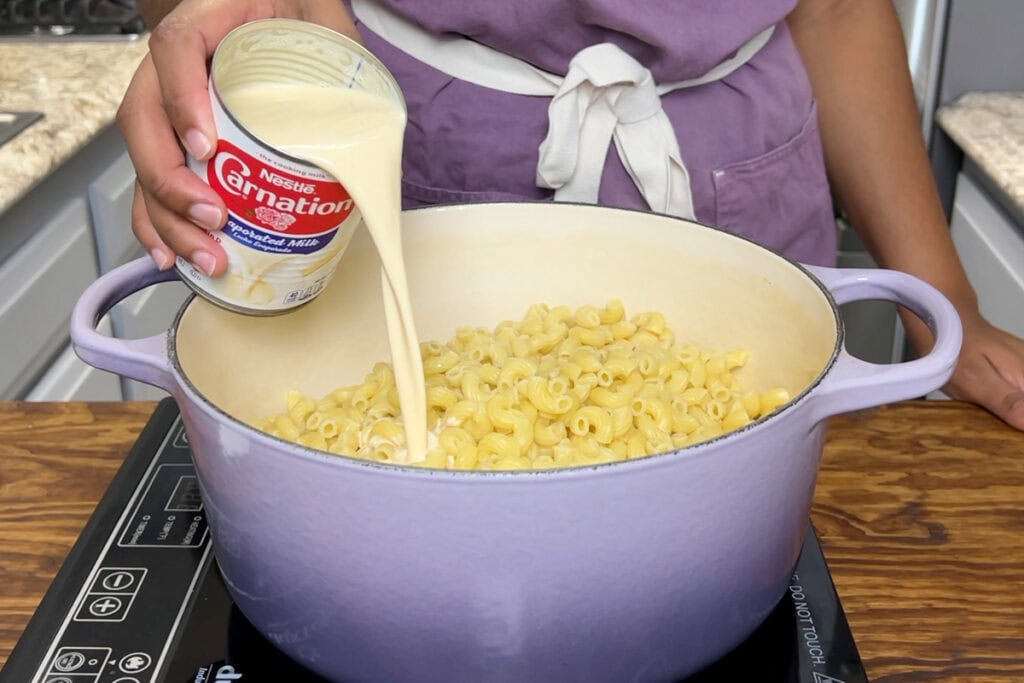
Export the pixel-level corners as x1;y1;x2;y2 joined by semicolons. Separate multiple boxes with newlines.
179;67;365;314
210;140;357;245
185;20;428;457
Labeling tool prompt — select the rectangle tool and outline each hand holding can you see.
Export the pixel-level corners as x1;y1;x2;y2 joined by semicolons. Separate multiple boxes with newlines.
176;20;405;315
115;0;362;279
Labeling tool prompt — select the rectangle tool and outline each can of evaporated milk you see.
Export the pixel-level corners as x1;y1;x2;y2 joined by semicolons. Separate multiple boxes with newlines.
179;19;405;315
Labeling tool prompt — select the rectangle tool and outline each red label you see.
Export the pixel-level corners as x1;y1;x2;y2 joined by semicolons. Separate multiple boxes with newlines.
207;140;355;235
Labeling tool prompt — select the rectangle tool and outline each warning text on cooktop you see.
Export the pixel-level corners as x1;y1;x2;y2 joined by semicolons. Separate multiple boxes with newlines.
119;464;209;548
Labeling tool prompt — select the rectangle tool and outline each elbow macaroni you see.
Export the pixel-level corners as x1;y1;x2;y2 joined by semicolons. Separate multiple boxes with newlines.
253;301;791;470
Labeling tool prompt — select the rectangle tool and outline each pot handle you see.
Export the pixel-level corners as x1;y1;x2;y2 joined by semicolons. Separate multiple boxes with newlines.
804;265;963;422
71;257;182;393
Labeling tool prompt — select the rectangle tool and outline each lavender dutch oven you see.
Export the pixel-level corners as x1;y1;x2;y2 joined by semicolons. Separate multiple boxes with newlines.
71;203;961;682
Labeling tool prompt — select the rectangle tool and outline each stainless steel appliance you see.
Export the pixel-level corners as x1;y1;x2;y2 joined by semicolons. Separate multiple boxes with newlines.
0;0;144;39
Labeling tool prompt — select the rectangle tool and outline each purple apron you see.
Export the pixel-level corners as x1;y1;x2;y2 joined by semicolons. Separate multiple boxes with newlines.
348;0;837;266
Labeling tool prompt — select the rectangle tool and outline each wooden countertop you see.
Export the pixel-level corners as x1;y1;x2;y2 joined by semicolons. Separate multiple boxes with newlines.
1;400;1022;681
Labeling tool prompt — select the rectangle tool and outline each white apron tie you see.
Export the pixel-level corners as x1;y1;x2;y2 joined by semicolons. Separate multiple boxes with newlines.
351;0;773;219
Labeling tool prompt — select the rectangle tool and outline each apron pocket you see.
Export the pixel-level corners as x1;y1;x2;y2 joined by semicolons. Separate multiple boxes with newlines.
711;102;836;266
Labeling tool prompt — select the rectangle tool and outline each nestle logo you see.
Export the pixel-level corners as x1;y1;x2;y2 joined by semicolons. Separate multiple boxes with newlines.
205;139;355;236
259;168;314;194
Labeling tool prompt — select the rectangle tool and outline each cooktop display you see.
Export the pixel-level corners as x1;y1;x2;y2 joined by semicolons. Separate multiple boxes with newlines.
1;399;869;682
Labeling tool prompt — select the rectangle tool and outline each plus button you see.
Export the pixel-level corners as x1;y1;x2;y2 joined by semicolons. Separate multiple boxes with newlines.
88;596;123;617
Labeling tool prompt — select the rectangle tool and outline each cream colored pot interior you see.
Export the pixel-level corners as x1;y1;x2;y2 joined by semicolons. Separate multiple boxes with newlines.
175;204;838;425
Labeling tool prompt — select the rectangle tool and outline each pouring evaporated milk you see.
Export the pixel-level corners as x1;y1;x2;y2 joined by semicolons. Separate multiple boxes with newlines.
186;20;428;460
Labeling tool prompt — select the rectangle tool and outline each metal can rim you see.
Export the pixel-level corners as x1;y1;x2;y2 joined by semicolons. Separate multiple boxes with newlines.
208;17;407;168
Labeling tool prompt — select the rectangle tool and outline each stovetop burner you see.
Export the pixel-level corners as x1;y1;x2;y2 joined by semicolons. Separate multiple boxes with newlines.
0;0;144;37
0;399;870;682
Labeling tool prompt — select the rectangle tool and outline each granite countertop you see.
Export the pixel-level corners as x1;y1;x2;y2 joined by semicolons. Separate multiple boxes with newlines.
936;92;1024;217
0;39;149;214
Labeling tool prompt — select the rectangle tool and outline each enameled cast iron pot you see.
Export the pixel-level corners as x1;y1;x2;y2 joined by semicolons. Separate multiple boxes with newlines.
72;203;961;682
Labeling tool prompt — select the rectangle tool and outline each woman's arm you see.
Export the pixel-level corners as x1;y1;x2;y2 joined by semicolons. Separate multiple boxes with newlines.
787;0;1024;429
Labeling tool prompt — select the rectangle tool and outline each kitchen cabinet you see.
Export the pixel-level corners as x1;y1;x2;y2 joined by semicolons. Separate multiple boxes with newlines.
25;319;121;401
86;143;190;401
88;148;140;273
1;126;188;401
949;171;1024;338
836;221;903;364
111;278;191;401
0;198;98;399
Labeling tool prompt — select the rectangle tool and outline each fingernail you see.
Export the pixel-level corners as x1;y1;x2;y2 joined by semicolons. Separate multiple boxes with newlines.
149;248;171;270
191;251;217;276
183;128;212;159
188;203;223;230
